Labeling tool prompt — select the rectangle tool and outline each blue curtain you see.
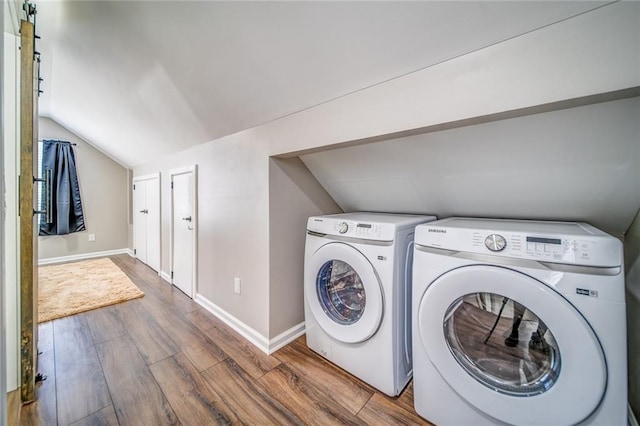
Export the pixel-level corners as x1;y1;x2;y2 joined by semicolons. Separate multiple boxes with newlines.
39;140;86;235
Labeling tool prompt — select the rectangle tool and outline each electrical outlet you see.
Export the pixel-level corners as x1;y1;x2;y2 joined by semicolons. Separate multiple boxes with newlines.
234;277;241;294
88;234;96;242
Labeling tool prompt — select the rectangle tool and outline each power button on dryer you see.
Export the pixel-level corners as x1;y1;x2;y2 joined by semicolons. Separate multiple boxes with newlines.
337;222;349;234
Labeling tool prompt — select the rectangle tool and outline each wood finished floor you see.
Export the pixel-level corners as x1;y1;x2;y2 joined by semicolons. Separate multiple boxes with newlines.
8;254;432;425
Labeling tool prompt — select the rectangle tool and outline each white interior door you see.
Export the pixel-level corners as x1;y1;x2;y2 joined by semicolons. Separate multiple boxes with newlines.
145;177;160;272
133;179;147;264
172;169;195;297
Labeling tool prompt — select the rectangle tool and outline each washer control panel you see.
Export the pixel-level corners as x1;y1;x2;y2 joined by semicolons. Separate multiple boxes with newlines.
484;234;507;252
472;231;598;264
416;219;622;268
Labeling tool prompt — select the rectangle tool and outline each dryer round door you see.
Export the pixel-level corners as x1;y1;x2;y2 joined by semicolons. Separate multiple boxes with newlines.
306;242;384;344
417;265;606;426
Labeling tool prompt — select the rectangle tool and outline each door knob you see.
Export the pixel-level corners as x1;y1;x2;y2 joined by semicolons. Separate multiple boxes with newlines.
182;216;192;222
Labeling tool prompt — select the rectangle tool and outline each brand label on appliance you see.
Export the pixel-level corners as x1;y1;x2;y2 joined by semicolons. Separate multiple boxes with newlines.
428;229;446;233
377;255;386;261
576;288;598;298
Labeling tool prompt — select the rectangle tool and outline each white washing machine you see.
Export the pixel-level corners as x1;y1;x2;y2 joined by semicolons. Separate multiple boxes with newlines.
304;212;436;396
412;218;627;426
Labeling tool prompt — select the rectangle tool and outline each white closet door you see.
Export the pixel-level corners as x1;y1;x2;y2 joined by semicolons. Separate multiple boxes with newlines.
133;180;148;264
133;174;160;272
172;171;194;297
145;177;160;272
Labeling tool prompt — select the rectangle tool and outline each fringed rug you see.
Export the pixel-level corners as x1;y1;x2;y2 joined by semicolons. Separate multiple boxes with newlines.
38;257;144;323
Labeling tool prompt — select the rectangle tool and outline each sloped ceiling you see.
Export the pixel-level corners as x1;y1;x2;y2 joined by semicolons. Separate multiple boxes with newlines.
35;1;608;168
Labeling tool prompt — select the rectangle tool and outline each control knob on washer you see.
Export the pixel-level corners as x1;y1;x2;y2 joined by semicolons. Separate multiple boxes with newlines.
337;222;349;234
485;234;507;252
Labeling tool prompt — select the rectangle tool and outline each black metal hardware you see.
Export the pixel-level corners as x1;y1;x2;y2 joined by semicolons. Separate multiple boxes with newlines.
33;169;53;223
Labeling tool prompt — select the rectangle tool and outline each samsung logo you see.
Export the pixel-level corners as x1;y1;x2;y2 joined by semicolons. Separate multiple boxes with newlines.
428;229;446;233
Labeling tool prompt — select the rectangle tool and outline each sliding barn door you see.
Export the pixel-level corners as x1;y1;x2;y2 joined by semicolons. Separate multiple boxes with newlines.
19;19;39;403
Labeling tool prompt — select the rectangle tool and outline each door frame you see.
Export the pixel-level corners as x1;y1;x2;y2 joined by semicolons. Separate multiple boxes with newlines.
169;165;198;297
132;172;160;272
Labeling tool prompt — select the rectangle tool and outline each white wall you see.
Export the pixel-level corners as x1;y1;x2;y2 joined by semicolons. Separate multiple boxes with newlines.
625;208;640;419
38;118;129;261
135;136;273;336
2;0;22;408
268;158;342;337
3;30;19;393
134;3;640;340
1;2;6;418
301;97;640;236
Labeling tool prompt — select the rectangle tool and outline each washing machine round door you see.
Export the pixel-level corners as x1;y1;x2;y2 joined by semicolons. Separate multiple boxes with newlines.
417;265;606;426
306;242;383;344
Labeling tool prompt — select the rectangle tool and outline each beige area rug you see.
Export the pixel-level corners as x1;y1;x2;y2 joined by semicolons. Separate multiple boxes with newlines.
38;257;144;323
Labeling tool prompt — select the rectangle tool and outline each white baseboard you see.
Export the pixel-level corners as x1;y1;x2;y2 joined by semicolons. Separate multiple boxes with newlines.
127;248;135;257
194;294;305;355
268;322;306;354
160;271;172;284
39;248;131;266
630;404;639;426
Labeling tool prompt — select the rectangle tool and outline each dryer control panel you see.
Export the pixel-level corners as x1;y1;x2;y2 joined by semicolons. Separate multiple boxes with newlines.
415;218;622;268
307;217;394;242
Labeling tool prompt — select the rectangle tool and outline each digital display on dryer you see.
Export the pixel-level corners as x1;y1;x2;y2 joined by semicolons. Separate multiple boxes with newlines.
357;224;372;228
526;237;561;245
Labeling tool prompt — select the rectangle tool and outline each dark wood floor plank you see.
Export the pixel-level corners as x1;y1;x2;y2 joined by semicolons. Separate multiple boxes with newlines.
95;335;178;425
84;304;128;344
145;305;227;372
202;358;302;424
37;321;54;353
7;389;21;425
357;393;432;425
13;347;57;426
151;352;240;425
54;323;111;425
259;363;364;426
53;313;90;334
273;337;374;415
184;307;218;332
9;254;429;425
111;255;197;316
70;405;119;426
204;318;281;379
393;381;417;416
115;301;179;365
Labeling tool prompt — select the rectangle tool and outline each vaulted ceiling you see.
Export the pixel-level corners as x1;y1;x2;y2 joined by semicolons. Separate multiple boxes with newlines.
35;1;608;168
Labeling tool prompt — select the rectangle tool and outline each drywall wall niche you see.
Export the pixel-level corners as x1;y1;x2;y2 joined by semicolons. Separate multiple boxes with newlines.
268;157;342;337
300;97;640;237
38;118;129;260
134;3;639;343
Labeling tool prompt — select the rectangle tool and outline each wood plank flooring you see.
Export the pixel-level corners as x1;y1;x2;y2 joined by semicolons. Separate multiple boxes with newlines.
7;254;432;425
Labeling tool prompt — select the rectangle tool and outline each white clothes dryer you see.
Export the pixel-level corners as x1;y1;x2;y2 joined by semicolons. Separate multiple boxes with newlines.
412;218;627;426
304;212;436;396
